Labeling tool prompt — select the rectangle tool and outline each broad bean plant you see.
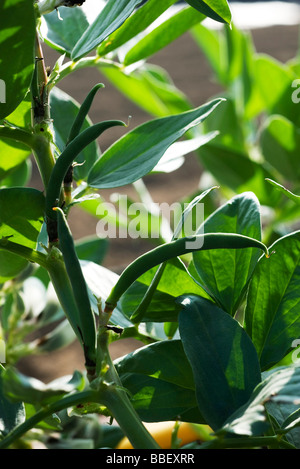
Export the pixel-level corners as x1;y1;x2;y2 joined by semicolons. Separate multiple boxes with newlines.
0;0;300;450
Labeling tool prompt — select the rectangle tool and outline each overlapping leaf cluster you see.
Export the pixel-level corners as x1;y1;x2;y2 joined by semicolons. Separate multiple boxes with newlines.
0;0;300;450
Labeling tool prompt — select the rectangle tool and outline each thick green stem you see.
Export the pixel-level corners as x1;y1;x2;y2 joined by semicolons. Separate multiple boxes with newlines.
32;135;56;189
96;327;160;449
102;387;160;449
31;32;56;191
0;390;97;449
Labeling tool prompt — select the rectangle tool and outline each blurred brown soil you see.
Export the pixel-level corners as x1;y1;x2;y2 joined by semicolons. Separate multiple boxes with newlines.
18;24;300;382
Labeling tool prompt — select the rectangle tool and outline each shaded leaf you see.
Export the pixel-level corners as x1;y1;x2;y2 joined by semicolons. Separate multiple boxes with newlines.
120;258;210;323
245;231;300;370
0;365;25;437
178;295;261;431
260;115;300;182
3;368;85;405
115;340;205;423
0;0;35;119
221;366;300;437
192;192;262;315
0;188;45;281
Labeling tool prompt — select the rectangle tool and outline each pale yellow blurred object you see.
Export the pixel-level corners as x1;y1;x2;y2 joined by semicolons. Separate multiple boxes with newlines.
116;421;212;449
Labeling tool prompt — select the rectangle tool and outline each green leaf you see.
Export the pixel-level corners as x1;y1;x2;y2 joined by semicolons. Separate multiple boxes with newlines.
124;6;205;66
198;143;280;208
0;0;35;119
106;232;269;309
254;54;297;121
191;24;225;85
192;192;262;315
260;115;300;182
178;295;261;431
266;178;300;204
87;99;224;189
121;282;179;323
115;340;205;423
152;132;218;173
97;0;178;57
245;231;300;370
50;87;101;181
71;0;143;60
265;401;300;448
120;258;210;323
0;159;32;188
98;62;192;118
0;141;31;183
0;98;32;182
1;95;32;128
184;0;231;24
3;368;85;405
0;365;25;437
75;235;109;264
0;188;45;281
79;261;133;330
41;5;89;56
37;319;76;353
220;366;300;437
201;96;246;152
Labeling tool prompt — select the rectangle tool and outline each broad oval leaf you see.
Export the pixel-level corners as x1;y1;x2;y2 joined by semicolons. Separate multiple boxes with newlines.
115;340;205;423
221;365;300;437
254;54;297;121
245;231;300;370
192;192;262;315
0;365;25;437
71;0;143;60
260;115;300;182
41;5;89;56
0;188;45;281
178;295;261;431
120;258;210;323
3;368;85;406
87;99;224;189
0;0;35;119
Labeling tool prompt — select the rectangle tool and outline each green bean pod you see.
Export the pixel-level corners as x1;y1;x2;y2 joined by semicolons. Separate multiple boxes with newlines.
54;207;97;368
67;83;105;144
46;119;126;219
105;233;269;313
